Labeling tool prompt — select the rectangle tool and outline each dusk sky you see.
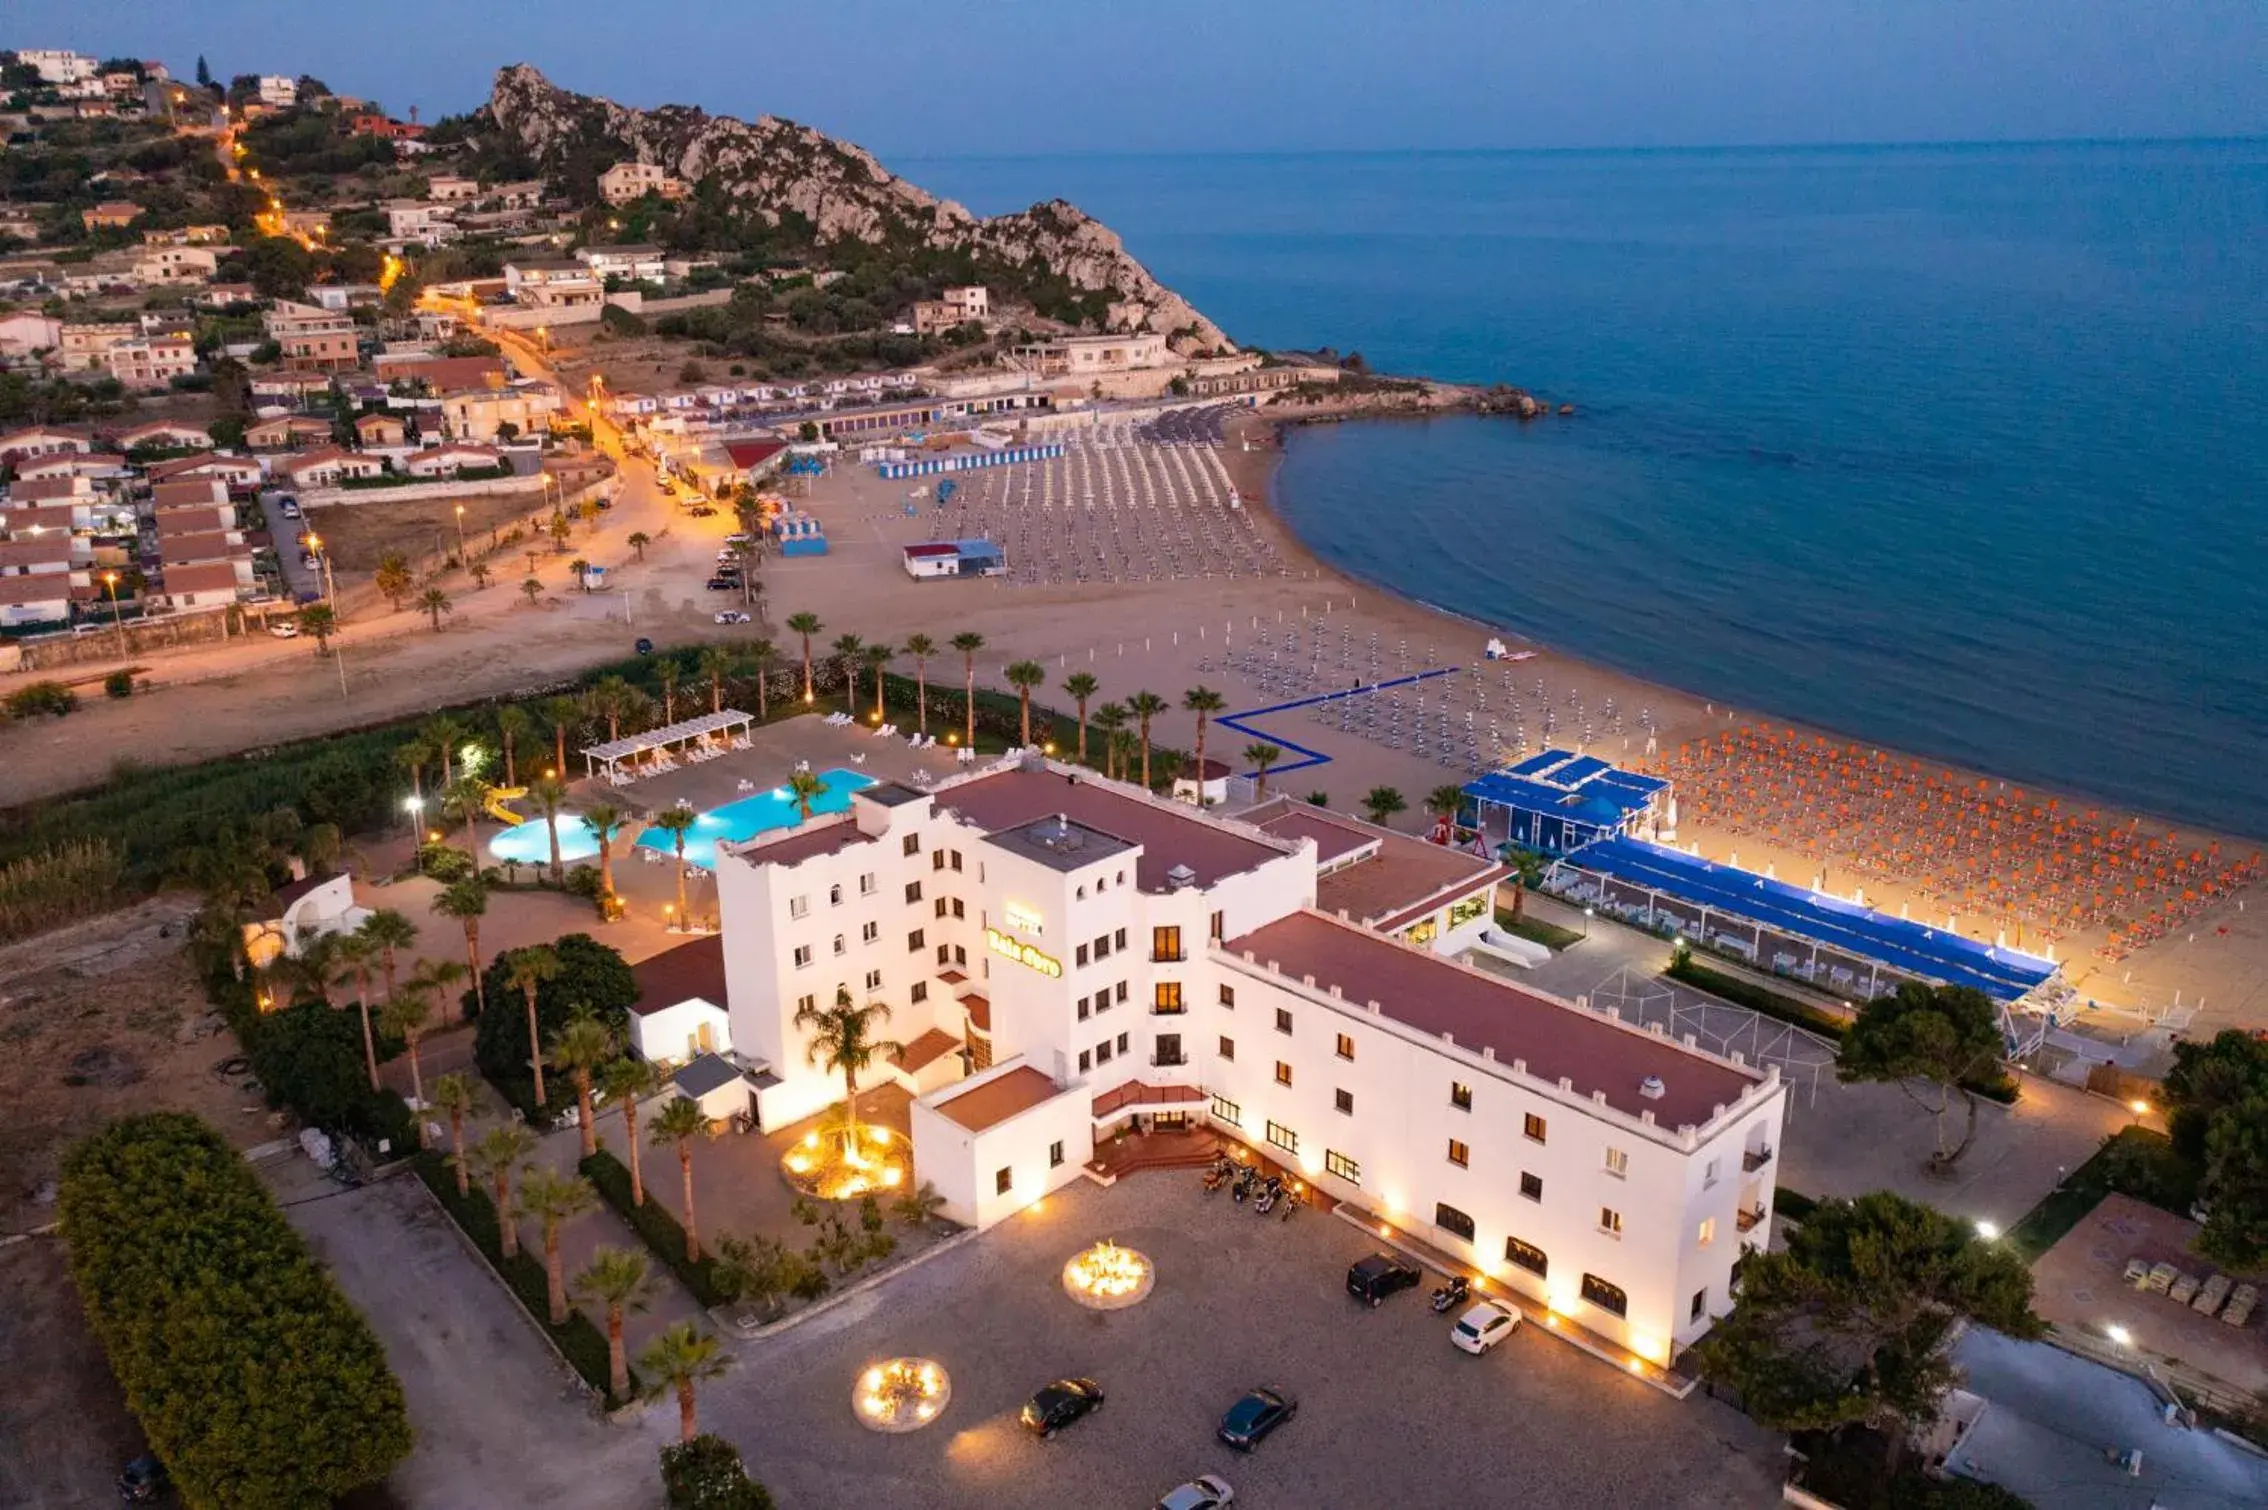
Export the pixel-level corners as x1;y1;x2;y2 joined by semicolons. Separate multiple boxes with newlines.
12;0;2265;155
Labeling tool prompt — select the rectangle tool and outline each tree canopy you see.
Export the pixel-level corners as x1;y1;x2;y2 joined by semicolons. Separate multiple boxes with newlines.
1837;982;2007;1168
475;931;637;1102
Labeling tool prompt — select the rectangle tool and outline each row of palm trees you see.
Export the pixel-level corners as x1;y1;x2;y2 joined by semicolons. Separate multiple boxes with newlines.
262;906;456;1110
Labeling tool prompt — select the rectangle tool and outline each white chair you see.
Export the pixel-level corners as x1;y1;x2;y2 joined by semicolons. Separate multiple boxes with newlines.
851;752;867;766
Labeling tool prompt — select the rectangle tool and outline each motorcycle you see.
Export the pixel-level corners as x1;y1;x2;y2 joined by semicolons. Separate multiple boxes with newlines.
1278;1188;1303;1221
1430;1275;1472;1314
1231;1166;1256;1205
1201;1160;1232;1193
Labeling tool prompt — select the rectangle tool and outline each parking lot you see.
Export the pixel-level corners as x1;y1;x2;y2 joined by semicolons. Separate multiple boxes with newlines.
701;1173;1784;1510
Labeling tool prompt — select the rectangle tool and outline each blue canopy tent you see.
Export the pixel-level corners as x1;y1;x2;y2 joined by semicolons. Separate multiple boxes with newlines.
1462;749;1669;858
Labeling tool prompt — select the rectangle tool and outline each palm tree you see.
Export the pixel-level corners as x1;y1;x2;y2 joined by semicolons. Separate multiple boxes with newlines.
1504;847;1546;920
586;675;639;741
649;808;696;927
580;801;628;904
495;704;534;786
520;576;544;607
379;983;436;1122
786;611;823;702
540;695;580;776
1063;672;1099;763
696;646;740;714
357;906;419;1003
786;768;828;822
902;633;936;733
299;602;338;652
468;560;491;591
574;1247;654;1401
655;659;682;724
515;1166;598;1324
1425;784;1467;841
394;735;431;809
433;875;489;1016
1363;785;1408;827
1091;702;1128;780
732;537;765;610
1005;660;1046;747
1127;690;1168;790
747;638;778;720
467;1124;537;1259
568;557;591;592
600;1056;663;1206
331;931;384;1091
950;631;984;745
1246;742;1285;799
650;1096;712;1262
268;930;341;1010
639;1322;731;1444
626;530;650;562
505;945;561;1105
831;633;865;714
418;586;454;631
444;774;491;866
794;986;905;1151
423;714;468;787
432;1072;477;1189
551;1012;618;1159
1183;687;1226;801
529;774;571;882
863;642;893;722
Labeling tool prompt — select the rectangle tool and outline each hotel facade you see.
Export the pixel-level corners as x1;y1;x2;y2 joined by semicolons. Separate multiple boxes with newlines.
632;756;1786;1362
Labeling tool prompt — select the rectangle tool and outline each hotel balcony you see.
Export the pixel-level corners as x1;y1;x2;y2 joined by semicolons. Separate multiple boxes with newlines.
1151;1052;1187;1068
1735;1205;1769;1234
1742;1146;1774;1173
1150;1003;1186;1016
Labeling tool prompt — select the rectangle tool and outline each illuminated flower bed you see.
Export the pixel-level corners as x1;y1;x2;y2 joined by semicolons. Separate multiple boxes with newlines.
780;1122;910;1202
852;1357;950;1433
1061;1239;1155;1310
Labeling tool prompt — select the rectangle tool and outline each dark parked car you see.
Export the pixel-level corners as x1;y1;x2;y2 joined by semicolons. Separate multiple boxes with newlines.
118;1453;167;1501
1019;1376;1104;1437
634;637;654;655
1216;1386;1295;1451
1346;1252;1422;1307
705;577;740;591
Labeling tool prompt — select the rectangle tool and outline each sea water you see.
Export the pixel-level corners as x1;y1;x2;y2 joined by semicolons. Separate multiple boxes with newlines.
907;141;2268;835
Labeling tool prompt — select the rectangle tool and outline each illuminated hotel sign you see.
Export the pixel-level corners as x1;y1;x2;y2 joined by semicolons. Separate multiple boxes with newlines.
1004;900;1045;936
986;927;1061;978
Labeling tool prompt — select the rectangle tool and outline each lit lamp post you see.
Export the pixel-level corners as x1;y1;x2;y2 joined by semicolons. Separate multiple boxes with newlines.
101;570;125;652
452;502;468;564
403;794;424;838
304;532;337;604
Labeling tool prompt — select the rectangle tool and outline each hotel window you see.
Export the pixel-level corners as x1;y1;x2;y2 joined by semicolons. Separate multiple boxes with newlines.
1115;980;1128;1004
789;896;809;920
1435;1203;1476;1242
1116;1032;1128;1054
1519;1172;1543;1202
1523;1113;1547;1144
1504;1236;1548;1278
1450;1081;1472;1111
1094;933;1111;960
1334;1088;1354;1116
1079;1050;1092;1073
1219;984;1235;1009
1049;1141;1065;1169
858;872;876;895
909;981;928;1005
1096;1040;1113;1065
951;850;963;871
1697;1217;1715;1248
1691;1288;1709;1323
1449;894;1489;928
1334;1032;1354;1061
1447;1138;1469;1168
1275;1008;1293;1036
1581;1273;1628;1318
1703;1157;1720;1189
903;834;921;857
995;1167;1013;1196
796;993;816;1014
904;881;922;905
1326;1149;1360;1184
833;935;846;956
1114;927;1127;950
829;884;842;906
936;944;951;966
864;969;882;991
951;898;965;919
1076;943;1091;967
1265;1120;1298;1155
934;897;948;919
861;921;879;943
1274;1061;1293;1088
1077;997;1091;1021
1153;981;1185;1015
792;945;812;968
1152;925;1182;962
1211;1095;1242;1128
932;849;946;871
1154;1033;1183;1067
1604;1146;1628;1179
950;945;965;966
1599;1207;1623;1238
1218;1035;1235;1061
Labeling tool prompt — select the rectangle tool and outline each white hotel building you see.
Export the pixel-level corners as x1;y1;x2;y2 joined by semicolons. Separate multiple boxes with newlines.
631;756;1786;1363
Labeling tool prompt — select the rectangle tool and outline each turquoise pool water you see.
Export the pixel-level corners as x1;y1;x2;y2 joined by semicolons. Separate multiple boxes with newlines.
634;767;874;869
489;815;602;867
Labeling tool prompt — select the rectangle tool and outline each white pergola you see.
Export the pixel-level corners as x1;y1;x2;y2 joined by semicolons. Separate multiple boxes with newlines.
581;708;755;780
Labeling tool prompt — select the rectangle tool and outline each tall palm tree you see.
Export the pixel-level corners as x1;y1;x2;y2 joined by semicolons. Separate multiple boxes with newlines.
1091;702;1128;780
417;586;454;631
650;1096;712;1262
831;633;865;714
794;986;905;1151
444;774;491;864
951;631;984;745
863;642;894;722
902;633;936;734
639;1322;731;1444
574;1247;654;1401
786;768;828;822
648;808;697;927
394;735;431;809
495;703;534;785
1182;686;1226;802
331;931;384;1091
786;612;823;702
586;675;640;742
655;659;683;725
505;945;561;1105
1246;742;1285;800
529;774;571;882
747;638;778;720
1005;660;1046;747
580;801;628;904
422;714;468;787
433;875;489;1016
551;1012;619;1159
540;695;580;777
1504;847;1546;920
357;907;418;1003
1062;671;1099;763
600;1056;663;1206
1363;785;1408;827
696;646;741;714
515;1166;598;1324
432;1072;477;1190
379;983;436;1124
1127;690;1168;790
467;1124;537;1259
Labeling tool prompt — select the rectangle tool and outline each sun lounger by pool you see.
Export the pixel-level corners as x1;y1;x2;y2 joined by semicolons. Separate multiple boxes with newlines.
2193;1273;2232;1314
2169;1271;2201;1306
2146;1262;2177;1294
2124;1257;2151;1287
2223;1284;2257;1327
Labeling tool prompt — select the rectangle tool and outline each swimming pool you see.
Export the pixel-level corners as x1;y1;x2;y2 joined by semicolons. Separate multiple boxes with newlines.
489;816;603;867
635;768;874;869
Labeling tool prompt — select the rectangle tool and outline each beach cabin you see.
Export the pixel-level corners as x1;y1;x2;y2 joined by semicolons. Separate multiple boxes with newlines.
900;539;1005;580
771;509;829;557
1462;749;1670;858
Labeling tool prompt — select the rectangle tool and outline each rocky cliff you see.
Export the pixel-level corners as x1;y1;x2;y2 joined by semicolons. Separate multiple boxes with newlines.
481;65;1229;350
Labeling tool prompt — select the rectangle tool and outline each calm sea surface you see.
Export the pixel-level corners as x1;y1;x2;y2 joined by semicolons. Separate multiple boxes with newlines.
903;143;2268;835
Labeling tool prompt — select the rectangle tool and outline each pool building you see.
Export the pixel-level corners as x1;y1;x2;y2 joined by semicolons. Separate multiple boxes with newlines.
1462;749;1672;859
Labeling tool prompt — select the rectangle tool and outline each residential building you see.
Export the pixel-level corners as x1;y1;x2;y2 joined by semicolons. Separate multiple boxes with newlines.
0;572;73;627
80;202;145;231
399;442;500;478
0;312;62;359
490;180;548;211
56;322;135;372
159;559;248;609
141;225;230;246
943;285;989;320
597;161;689;205
348;114;426;142
502;258;601;310
99;336;197;391
575;243;667;283
911;301;960;337
307;284;381;312
243;415;338;452
264;299;360;372
0;425;93;463
255;75;297;108
143;454;264;494
135;245;222;283
112;421;214;453
440;383;561;443
1015;333;1172;375
280;448;385;487
351;411;407;448
383;200;458;246
18;50;97;85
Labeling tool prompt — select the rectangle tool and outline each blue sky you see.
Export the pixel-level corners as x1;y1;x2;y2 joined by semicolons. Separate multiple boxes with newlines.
15;0;2265;155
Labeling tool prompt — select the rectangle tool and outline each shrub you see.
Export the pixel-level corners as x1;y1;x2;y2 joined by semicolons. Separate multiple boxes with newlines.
4;680;78;718
60;1114;412;1508
601;303;646;336
477;933;636;1112
0;838;124;943
417;842;475;883
564;861;606;900
103;669;135;698
581;1148;728;1306
244;998;410;1142
661;1434;775;1509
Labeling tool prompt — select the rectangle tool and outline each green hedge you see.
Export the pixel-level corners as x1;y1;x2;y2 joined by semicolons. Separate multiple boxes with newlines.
60;1114;412;1509
412;1152;634;1405
580;1147;729;1307
1774;1188;1820;1224
1494;907;1583;951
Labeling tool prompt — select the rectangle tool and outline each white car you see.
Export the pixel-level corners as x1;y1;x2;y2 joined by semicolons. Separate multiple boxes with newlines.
277;499;302;519
1155;1476;1233;1510
714;610;751;625
1450;1301;1520;1355
267;621;300;639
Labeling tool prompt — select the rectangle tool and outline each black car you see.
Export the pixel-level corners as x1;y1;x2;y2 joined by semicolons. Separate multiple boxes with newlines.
1346;1252;1422;1307
705;577;740;591
688;504;718;517
1216;1386;1295;1450
1019;1376;1104;1437
634;637;655;656
118;1453;168;1501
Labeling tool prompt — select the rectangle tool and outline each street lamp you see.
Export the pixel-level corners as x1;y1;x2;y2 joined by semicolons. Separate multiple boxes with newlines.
304;532;337;604
101;570;125;652
452;502;468;564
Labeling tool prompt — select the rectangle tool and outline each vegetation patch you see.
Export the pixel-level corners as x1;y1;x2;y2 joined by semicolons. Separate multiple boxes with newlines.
1493;907;1582;950
2006;1125;2201;1263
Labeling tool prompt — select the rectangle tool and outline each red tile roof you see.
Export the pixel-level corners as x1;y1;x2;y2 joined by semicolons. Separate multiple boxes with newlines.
937;766;1292;893
730;816;873;868
631;934;726;1016
161;561;243;595
1091;1080;1208;1118
960;991;990;1033
723;440;787;471
891;1028;961;1075
0;575;70;607
932;1065;1061;1133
